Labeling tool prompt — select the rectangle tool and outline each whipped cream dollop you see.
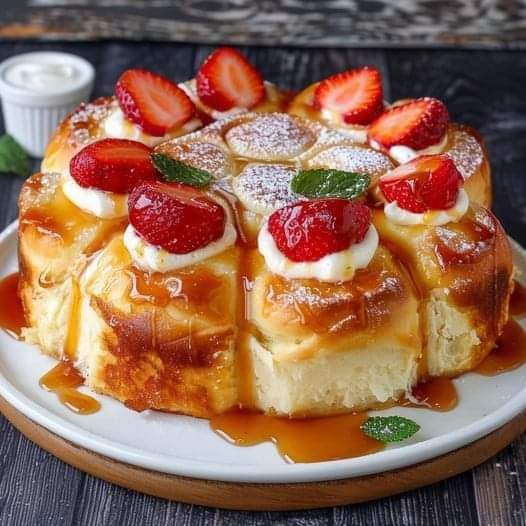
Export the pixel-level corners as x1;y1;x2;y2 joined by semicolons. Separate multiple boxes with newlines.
123;198;237;272
62;176;128;219
371;133;448;165
124;222;237;273
102;105;202;147
258;222;379;283
384;188;469;226
318;108;368;143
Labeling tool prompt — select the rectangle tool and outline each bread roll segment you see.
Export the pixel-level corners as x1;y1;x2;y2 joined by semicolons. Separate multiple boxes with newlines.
18;171;127;359
372;204;513;377
248;246;421;415
74;236;239;417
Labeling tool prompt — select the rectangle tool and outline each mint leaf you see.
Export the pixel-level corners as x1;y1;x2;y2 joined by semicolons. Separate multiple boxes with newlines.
152;153;212;187
0;135;30;178
291;169;369;200
361;416;420;443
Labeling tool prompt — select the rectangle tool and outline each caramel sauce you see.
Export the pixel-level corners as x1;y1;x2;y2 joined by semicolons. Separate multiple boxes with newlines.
234;254;257;409
510;281;526;317
127;265;227;321
434;210;495;270
214;187;251;247
40;361;100;415
64;280;80;359
210;410;383;463
22;208;67;244
400;377;459;412
21;178;128;259
0;272;26;338
475;319;526;376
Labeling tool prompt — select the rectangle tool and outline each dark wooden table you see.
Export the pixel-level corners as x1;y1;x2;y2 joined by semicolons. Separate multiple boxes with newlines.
0;41;524;526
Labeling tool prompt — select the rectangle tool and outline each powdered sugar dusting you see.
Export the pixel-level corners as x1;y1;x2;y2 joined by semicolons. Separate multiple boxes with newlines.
157;141;229;179
447;130;484;180
233;163;301;214
68;97;114;146
307;144;393;179
225;113;315;160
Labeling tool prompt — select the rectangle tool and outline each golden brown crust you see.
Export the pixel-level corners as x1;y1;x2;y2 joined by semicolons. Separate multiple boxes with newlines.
78;236;240;417
91;297;236;417
249;246;421;360
41;96;115;176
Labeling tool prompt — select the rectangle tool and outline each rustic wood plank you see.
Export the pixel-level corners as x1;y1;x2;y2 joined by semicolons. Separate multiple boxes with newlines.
473;434;526;526
2;1;526;49
0;414;84;526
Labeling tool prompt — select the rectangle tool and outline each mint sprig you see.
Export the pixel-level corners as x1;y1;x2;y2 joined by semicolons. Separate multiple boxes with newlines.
291;169;370;200
361;416;420;443
0;135;30;178
152;153;212;187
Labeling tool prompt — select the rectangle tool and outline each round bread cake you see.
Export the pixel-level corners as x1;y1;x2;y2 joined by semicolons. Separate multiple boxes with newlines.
19;109;513;418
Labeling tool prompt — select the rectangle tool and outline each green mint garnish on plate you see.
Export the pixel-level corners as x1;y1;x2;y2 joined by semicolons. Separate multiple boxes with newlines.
361;416;420;443
291;169;370;200
152;153;212;187
0;135;30;178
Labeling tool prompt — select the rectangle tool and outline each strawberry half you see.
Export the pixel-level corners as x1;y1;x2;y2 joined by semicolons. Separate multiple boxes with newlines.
115;68;195;136
379;155;463;213
128;181;226;254
196;47;265;111
268;199;371;262
314;66;384;125
368;97;449;150
70;138;159;194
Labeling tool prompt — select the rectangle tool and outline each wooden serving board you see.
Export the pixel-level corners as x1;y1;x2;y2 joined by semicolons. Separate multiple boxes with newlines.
0;394;523;511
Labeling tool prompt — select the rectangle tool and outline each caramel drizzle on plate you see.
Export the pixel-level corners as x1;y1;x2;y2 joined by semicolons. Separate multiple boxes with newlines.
39;361;100;415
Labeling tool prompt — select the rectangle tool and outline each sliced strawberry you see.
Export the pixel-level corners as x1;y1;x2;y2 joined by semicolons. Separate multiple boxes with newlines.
115;68;195;136
128;181;225;254
196;47;265;111
379;155;463;213
70;138;159;194
314;66;383;125
368;97;449;150
268;199;371;262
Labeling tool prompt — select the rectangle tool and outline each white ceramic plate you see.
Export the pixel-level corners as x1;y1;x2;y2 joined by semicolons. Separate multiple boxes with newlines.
0;221;525;484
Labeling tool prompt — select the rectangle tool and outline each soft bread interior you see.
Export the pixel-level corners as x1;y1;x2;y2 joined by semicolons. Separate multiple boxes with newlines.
426;289;481;376
250;337;418;416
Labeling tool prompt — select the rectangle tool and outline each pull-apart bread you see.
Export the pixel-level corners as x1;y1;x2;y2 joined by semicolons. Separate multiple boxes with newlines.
18;50;513;418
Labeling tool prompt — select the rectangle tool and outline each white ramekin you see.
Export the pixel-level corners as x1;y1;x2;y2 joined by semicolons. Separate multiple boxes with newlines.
0;52;95;157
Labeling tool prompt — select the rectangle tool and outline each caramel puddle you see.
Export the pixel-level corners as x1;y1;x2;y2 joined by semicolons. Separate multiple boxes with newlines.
211;410;383;463
475;319;526;376
40;361;100;415
0;272;25;338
